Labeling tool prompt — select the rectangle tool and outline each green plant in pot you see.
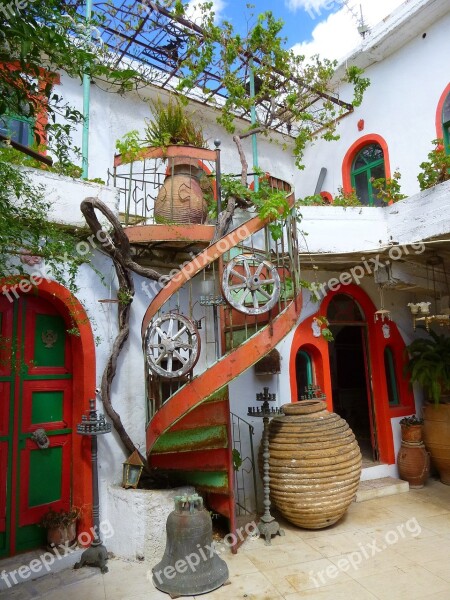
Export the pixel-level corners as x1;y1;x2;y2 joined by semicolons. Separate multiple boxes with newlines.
39;506;81;548
405;331;450;484
144;96;210;225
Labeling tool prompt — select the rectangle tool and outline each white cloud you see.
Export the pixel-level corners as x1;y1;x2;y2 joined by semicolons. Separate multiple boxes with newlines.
285;0;332;14
186;0;226;23
291;0;406;61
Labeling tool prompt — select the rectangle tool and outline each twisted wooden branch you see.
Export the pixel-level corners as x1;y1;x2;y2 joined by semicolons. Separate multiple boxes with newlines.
80;197;162;483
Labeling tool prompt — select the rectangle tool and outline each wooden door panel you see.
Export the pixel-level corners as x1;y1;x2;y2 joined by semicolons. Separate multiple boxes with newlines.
0;441;7;532
21;380;72;433
18;434;71;526
0;298;14;378
0;382;11;438
23;298;71;376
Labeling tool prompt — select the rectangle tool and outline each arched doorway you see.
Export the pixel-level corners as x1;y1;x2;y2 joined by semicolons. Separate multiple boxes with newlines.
0;282;95;557
327;294;377;461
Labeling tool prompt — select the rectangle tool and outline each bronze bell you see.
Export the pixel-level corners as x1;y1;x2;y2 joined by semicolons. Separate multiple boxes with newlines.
152;493;229;596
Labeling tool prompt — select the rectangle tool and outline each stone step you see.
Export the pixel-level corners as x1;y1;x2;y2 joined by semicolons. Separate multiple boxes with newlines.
355;477;409;502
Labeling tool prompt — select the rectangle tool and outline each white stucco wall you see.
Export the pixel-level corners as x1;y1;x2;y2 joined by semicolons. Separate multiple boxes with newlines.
296;9;450;200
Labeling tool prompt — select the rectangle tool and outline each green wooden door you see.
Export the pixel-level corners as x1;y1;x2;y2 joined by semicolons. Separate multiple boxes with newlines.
0;295;73;556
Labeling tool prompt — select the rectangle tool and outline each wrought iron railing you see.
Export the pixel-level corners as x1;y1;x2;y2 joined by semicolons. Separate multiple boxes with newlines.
230;412;258;516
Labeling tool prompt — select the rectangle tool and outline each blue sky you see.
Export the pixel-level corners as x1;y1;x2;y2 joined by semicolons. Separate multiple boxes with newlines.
187;0;407;61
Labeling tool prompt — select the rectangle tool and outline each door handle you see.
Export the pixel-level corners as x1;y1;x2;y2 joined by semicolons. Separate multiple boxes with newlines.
30;428;50;449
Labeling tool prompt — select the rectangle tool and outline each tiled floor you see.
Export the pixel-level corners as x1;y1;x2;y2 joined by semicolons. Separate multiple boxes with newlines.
2;478;450;600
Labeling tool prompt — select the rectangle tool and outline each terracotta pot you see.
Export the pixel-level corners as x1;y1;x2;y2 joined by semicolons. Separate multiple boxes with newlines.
267;400;361;529
423;402;450;485
401;424;423;443
46;521;77;548
154;155;207;224
397;441;430;488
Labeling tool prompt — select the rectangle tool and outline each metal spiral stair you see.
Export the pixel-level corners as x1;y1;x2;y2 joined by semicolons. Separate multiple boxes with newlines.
141;180;302;543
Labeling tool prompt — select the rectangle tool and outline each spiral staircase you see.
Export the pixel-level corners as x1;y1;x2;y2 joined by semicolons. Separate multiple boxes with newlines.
111;143;303;544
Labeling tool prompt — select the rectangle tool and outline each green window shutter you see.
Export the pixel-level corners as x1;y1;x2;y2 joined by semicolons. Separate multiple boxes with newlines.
442;91;450;156
384;346;399;406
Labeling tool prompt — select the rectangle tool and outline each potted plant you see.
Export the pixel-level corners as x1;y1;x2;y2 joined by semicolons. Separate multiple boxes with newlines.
145;96;210;225
399;415;424;443
405;331;450;484
39;506;81;548
397;415;429;489
417;139;450;190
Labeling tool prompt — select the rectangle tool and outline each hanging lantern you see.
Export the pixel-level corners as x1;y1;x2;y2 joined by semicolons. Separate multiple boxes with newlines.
122;450;144;489
374;285;392;323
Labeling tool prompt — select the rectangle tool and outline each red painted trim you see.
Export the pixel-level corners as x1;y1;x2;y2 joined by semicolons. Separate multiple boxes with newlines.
342;134;391;194
289;285;414;465
436;82;450;139
114;145;216;168
125;224;215;244
320;191;333;204
0;278;95;546
0;63;60;152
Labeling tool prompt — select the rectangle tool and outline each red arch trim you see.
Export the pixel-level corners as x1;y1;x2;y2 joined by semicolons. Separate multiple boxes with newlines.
290;284;415;465
436;82;450;139
0;278;95;538
342;134;391;194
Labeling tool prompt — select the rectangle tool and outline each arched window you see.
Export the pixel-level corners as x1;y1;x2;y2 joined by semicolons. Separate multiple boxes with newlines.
351;143;386;206
384;347;399;406
442;90;450;155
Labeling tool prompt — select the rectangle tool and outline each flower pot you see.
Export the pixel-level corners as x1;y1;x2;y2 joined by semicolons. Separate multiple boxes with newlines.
397;441;430;488
423;402;450;485
46;521;77;548
401;424;423;443
154;153;207;224
267;400;361;529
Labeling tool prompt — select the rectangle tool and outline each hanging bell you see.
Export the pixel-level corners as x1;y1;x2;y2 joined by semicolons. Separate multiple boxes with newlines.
152;494;229;596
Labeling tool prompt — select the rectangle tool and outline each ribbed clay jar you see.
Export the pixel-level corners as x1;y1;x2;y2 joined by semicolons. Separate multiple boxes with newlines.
397;441;430;489
268;400;362;529
154;158;207;224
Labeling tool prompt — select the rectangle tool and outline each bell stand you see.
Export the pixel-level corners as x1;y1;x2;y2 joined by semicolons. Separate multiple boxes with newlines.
248;387;284;545
74;398;111;573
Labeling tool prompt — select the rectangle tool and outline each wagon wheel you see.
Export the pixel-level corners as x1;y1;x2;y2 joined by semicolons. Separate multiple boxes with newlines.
222;254;280;315
145;313;200;379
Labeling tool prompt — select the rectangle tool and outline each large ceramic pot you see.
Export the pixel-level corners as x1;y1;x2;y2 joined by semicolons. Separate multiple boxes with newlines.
268;400;361;529
397;441;430;488
423;402;450;485
154;154;208;224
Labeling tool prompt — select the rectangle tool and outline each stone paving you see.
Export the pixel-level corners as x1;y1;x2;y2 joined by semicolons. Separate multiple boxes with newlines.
1;478;450;600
